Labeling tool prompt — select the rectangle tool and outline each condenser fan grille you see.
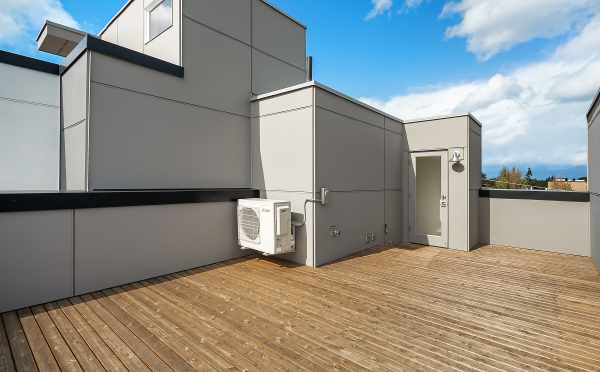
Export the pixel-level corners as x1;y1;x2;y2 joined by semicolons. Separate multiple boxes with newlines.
240;207;260;242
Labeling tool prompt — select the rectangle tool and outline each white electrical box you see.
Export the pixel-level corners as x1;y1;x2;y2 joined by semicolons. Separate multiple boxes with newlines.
237;199;295;255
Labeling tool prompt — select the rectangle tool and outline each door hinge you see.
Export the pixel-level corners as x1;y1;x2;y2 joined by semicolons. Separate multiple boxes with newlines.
384;224;389;235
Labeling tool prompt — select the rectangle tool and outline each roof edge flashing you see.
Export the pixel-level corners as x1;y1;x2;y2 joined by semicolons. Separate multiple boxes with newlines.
252;80;405;124
404;113;483;127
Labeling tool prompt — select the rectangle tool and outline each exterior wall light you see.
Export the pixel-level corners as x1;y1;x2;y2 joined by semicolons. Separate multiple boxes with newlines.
450;150;463;163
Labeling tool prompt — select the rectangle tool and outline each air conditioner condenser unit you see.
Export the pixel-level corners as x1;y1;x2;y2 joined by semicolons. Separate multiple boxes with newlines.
237;199;295;255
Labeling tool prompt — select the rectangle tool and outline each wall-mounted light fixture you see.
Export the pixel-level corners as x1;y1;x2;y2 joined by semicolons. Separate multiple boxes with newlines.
450;150;463;163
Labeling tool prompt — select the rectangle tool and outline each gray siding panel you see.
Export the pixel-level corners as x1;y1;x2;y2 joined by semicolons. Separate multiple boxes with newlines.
89;82;250;189
74;203;243;294
385;190;403;245
62;54;88;128
252;49;306;95
0;211;73;313
315;191;385;266
592;194;600;269
62;122;87;191
385;129;405;190
92;18;252;117
315;107;385;192
480;197;590;256
252;0;306;69
184;0;251;44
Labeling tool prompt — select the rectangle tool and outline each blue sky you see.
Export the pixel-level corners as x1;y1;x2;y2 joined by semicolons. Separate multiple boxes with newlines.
1;0;599;179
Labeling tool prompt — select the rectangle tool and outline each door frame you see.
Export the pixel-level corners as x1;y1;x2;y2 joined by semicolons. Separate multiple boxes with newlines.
408;150;449;248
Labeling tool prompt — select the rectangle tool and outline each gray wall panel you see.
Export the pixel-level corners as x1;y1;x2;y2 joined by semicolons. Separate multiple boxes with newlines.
62;122;87;191
385;129;405;190
89;82;250;189
316;88;385;129
74;203;243;294
252;50;306;95
251;107;313;192
405;116;468;151
592;194;600;269
252;0;306;68
315;191;385;266
589;115;600;194
385;190;403;245
480;197;590;256
315;107;385;191
184;0;251;44
251;86;313;117
62;53;88;128
0;211;73;313
92;18;252;116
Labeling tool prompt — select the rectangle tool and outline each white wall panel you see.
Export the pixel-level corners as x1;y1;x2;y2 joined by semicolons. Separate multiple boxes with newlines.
405;116;469;151
0;211;73;313
251;86;313;117
261;190;315;267
251;107;313;191
116;0;144;53
0;63;59;106
0;99;59;191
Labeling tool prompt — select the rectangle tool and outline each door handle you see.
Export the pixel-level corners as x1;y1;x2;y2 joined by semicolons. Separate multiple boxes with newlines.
440;196;447;208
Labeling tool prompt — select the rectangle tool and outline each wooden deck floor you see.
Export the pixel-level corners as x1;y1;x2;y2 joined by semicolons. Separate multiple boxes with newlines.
2;245;600;371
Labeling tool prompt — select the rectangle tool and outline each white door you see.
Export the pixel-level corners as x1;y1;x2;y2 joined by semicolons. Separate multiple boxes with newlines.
408;151;448;247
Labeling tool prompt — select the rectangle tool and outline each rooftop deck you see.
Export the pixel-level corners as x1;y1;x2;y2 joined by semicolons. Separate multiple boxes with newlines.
1;245;600;371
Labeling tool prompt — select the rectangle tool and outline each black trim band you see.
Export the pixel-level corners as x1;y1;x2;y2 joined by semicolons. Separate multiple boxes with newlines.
0;50;60;75
480;189;590;202
0;189;258;213
62;35;184;78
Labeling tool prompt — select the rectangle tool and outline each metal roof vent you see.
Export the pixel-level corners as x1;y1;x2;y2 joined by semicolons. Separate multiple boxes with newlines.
37;21;86;57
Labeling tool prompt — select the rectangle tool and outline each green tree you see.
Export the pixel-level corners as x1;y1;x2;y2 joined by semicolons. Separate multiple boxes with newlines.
495;166;523;189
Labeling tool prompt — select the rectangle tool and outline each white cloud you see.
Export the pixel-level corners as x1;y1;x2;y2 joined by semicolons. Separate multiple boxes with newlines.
361;15;600;167
441;0;600;60
0;0;78;45
366;0;394;20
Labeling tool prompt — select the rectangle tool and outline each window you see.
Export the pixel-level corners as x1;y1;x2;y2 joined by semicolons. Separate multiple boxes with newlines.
147;0;172;42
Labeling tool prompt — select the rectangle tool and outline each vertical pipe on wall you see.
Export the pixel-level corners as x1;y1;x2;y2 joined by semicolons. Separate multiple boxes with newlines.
306;56;313;81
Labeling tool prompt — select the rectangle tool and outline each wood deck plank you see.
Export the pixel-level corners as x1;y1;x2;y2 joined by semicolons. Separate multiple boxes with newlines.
17;308;60;372
57;299;128;372
79;294;172;371
2;311;38;372
31;306;81;372
1;245;599;371
0;316;16;372
91;291;197;372
44;302;105;371
68;297;150;372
